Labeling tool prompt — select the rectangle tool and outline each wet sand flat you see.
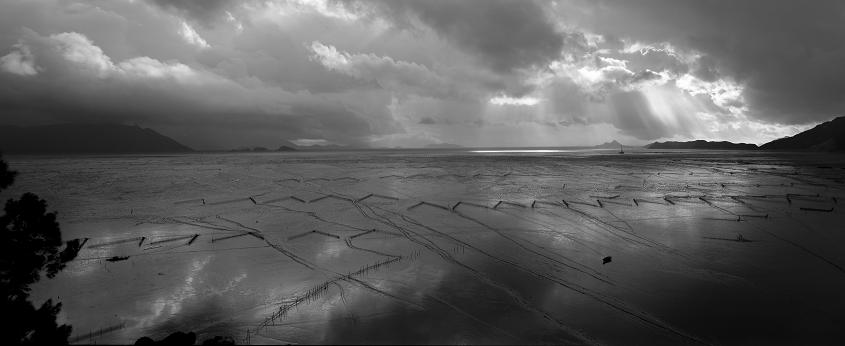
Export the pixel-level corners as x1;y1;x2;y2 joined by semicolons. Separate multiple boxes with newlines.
5;149;845;344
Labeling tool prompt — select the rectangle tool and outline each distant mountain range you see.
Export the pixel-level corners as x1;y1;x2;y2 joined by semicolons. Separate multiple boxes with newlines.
3;117;843;154
760;116;845;151
646;140;758;150
228;145;297;152
645;116;845;152
0;124;192;154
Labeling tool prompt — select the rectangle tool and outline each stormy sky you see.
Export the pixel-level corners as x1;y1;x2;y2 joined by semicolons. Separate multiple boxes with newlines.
1;0;842;149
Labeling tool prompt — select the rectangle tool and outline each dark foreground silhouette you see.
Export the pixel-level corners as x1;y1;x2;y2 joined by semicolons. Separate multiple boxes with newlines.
1;153;82;344
134;332;234;345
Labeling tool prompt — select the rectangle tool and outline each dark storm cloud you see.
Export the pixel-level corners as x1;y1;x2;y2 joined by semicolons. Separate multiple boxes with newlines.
0;28;388;149
0;0;833;147
558;0;845;125
362;0;564;74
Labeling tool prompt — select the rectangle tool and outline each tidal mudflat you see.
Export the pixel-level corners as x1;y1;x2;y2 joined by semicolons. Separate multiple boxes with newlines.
6;149;845;344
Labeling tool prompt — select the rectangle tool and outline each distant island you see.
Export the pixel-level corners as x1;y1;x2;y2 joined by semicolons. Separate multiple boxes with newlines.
228;146;297;152
297;144;348;150
761;116;845;151
646;140;758;150
591;140;627;149
229;147;269;152
0;124;192;154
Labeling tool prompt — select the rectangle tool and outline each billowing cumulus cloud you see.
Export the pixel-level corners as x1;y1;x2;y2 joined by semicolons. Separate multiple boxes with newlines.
0;0;838;148
0;43;37;76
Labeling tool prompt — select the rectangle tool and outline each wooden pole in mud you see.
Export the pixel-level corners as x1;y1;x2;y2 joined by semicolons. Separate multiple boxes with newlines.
800;207;834;212
451;201;462;211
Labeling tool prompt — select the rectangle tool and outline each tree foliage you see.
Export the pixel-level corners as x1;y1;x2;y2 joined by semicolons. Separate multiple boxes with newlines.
0;154;80;344
0;157;16;191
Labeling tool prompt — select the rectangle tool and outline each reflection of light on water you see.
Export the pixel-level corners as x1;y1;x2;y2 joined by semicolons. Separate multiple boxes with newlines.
66;245;112;277
469;149;614;154
315;240;345;262
65;227;133;277
67;223;199;277
470;149;577;153
548;232;577;248
141;256;211;327
226;273;248;291
211;272;247;295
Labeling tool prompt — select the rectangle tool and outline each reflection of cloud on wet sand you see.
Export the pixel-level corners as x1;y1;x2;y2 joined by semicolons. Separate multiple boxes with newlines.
316;243;587;345
20;151;845;343
140;256;211;327
135;256;254;340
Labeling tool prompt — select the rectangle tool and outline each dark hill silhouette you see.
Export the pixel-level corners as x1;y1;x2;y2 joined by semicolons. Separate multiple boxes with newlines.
229;146;269;152
761;116;845;151
0;124;192;154
646;140;757;150
592;140;625;149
